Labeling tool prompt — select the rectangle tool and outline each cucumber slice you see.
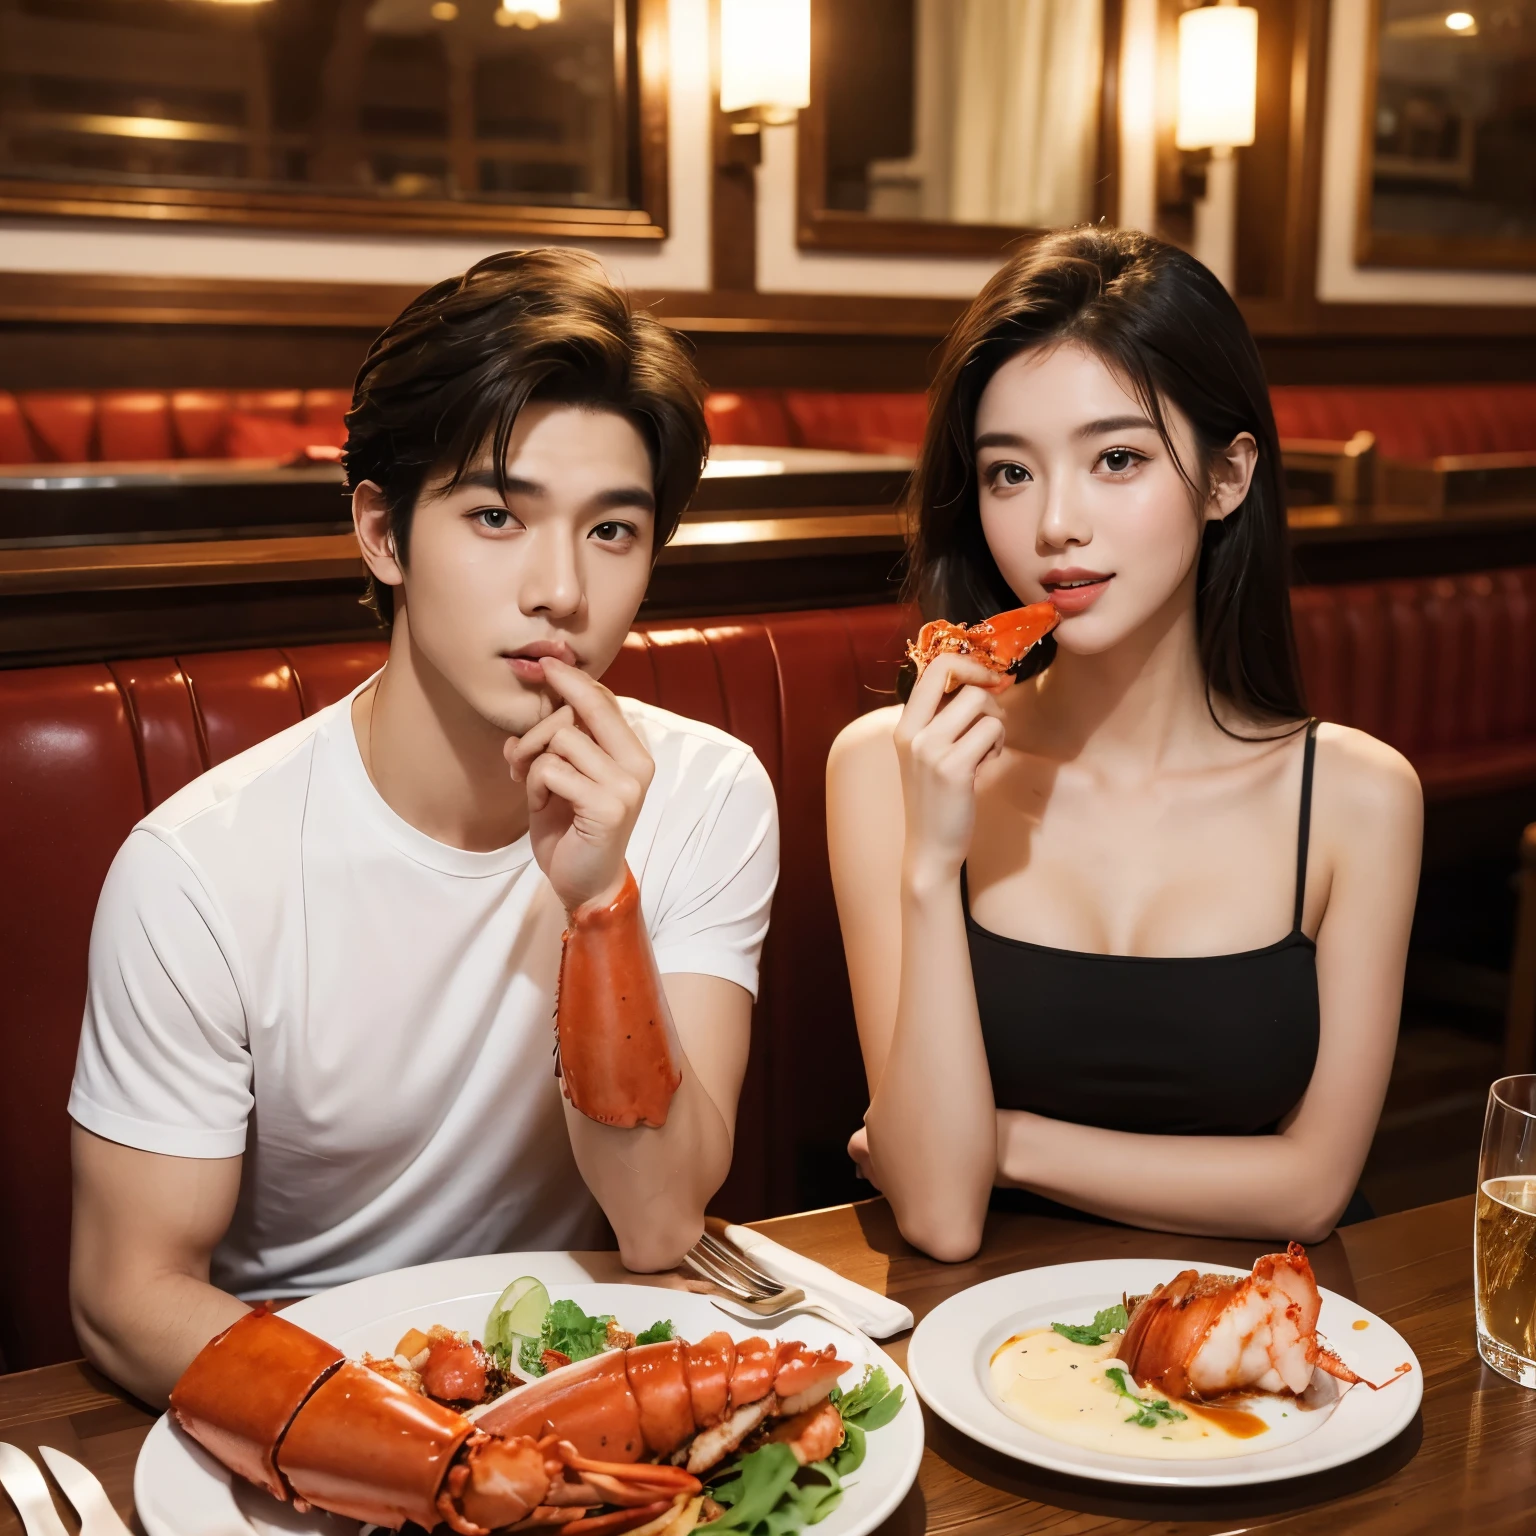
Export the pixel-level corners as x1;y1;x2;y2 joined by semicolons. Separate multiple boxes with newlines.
485;1276;549;1351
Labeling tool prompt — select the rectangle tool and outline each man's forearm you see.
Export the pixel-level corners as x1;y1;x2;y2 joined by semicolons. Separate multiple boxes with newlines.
563;1069;733;1271
72;1268;249;1408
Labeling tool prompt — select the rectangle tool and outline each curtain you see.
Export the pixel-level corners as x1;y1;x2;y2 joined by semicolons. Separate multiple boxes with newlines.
869;0;1102;228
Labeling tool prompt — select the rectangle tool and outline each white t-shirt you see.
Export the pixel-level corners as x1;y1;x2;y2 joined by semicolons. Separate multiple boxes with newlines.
69;685;778;1299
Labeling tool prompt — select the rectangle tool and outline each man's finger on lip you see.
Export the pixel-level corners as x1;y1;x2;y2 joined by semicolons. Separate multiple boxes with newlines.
538;658;649;771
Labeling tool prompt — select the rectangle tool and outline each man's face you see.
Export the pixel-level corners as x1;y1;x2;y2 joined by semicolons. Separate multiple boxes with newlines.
390;402;657;736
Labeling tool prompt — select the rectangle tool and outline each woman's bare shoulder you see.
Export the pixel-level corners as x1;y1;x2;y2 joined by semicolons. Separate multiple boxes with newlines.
828;704;903;783
1312;721;1423;840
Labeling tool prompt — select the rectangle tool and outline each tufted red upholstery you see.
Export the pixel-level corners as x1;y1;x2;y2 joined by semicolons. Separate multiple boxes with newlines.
1269;385;1536;461
0;389;351;465
1293;569;1536;799
6;384;1534;467
0;607;914;1371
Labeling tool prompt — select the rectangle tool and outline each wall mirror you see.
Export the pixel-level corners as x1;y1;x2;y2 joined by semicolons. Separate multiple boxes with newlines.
0;0;667;238
797;0;1121;256
1358;0;1536;270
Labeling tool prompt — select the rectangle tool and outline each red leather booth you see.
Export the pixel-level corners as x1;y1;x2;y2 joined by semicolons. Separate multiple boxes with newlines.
705;385;1536;463
6;572;1536;1372
6;384;1536;469
0;389;351;465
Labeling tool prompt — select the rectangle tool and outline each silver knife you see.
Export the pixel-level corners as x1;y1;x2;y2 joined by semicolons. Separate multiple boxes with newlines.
36;1448;132;1536
0;1444;68;1536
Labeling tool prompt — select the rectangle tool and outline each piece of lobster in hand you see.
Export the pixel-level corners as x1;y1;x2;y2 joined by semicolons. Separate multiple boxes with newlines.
907;600;1061;687
1115;1242;1411;1402
555;865;682;1130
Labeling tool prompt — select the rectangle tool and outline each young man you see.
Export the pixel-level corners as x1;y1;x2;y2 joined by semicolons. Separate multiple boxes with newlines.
66;251;778;1405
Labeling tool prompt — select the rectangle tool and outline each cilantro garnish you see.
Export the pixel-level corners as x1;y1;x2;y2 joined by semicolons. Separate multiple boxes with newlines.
1102;1365;1187;1429
1050;1303;1128;1346
516;1298;615;1377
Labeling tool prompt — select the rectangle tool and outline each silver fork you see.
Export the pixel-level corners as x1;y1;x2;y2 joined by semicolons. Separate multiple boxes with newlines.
684;1232;863;1337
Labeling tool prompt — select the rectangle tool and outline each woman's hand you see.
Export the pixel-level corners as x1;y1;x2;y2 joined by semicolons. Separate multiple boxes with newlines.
504;659;654;912
892;653;1009;888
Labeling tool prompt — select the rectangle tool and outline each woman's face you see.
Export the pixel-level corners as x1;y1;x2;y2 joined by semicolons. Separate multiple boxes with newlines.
973;341;1253;656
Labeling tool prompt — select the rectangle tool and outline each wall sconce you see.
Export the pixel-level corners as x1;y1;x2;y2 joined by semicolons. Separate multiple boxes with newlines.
500;0;561;26
1175;0;1258;291
719;0;811;129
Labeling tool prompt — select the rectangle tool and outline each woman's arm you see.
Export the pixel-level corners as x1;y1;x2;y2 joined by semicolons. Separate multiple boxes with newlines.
827;657;1010;1261
994;726;1423;1242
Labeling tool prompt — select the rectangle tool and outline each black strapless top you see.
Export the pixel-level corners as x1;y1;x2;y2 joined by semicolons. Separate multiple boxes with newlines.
966;720;1321;1138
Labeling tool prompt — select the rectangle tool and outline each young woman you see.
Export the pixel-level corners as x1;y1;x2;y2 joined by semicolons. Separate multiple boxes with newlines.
828;228;1421;1262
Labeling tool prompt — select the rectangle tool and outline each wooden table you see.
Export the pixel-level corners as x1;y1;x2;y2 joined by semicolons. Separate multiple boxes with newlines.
1;1195;1529;1535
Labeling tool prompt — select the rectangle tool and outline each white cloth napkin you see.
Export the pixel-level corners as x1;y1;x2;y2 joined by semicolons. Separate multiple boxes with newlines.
722;1225;914;1339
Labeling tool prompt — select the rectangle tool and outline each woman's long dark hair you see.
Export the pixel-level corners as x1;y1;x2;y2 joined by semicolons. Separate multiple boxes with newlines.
906;226;1306;725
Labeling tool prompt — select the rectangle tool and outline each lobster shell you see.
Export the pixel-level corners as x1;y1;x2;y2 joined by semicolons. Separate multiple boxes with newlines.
557;866;682;1129
907;600;1061;681
168;1309;343;1500
277;1361;475;1527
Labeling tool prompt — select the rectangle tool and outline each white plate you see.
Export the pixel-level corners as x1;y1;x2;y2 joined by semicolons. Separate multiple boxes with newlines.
906;1258;1422;1489
136;1251;923;1536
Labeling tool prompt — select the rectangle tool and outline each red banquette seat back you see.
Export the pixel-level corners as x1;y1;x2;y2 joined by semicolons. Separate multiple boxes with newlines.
1268;384;1536;460
7;385;1536;467
0;607;913;1372
0;389;351;464
706;385;1536;463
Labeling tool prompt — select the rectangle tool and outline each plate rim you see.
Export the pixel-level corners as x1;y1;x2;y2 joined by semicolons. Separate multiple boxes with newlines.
905;1256;1424;1490
135;1258;924;1536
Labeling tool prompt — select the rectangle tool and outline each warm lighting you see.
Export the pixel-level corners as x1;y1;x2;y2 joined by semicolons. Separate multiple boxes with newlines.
719;0;811;124
429;0;457;17
500;0;560;26
1445;10;1475;27
1175;3;1259;151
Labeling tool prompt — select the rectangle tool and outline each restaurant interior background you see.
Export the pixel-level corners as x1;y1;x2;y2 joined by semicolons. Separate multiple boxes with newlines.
2;0;1536;1373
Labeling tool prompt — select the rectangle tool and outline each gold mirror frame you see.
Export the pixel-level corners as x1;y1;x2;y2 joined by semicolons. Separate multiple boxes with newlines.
0;0;669;242
796;0;1123;258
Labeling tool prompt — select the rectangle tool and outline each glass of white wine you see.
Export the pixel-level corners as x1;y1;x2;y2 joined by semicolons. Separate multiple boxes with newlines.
1475;1075;1536;1386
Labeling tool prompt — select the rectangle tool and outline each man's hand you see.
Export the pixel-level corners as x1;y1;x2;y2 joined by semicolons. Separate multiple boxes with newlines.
504;658;654;912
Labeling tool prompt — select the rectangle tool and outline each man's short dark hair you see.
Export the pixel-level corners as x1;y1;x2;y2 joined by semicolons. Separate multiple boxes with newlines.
345;249;709;624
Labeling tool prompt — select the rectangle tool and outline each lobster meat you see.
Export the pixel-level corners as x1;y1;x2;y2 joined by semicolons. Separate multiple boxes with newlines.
1116;1242;1410;1402
907;599;1060;683
556;865;682;1130
170;1309;850;1535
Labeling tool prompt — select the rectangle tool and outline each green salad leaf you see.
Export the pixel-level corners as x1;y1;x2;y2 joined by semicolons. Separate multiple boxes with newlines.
698;1364;902;1534
1102;1365;1187;1429
637;1318;676;1345
1050;1303;1128;1346
516;1298;615;1377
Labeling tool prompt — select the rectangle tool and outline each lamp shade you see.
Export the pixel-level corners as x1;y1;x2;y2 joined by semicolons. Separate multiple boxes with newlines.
719;0;811;120
1175;4;1258;150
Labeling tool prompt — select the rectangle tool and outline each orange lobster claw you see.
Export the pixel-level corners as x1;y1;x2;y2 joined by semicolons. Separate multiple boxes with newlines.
908;600;1060;684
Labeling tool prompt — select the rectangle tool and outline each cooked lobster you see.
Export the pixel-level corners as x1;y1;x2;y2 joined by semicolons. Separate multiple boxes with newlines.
170;1309;850;1536
906;600;1060;682
1115;1242;1409;1401
556;865;682;1130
